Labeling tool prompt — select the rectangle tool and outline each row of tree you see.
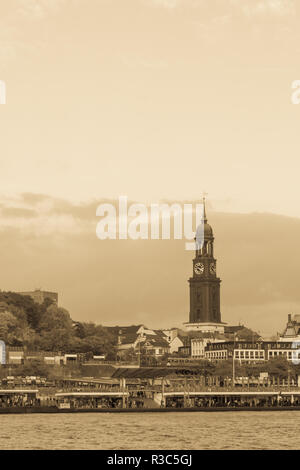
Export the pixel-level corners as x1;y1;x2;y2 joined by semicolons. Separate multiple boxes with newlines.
0;292;117;358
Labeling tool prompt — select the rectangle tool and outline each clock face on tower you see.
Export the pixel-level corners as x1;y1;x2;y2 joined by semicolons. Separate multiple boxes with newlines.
210;263;216;274
194;262;204;275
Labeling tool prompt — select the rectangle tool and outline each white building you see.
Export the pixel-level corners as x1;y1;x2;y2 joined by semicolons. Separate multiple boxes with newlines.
169;336;184;354
191;338;213;358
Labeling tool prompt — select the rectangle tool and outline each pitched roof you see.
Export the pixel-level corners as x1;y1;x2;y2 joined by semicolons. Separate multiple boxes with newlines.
143;337;169;348
153;330;167;337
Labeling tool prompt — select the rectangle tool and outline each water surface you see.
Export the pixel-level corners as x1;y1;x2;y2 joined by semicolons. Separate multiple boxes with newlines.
0;411;299;450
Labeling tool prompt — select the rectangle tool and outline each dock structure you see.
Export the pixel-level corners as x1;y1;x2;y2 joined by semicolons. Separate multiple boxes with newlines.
0;389;40;408
52;389;300;411
54;371;300;410
55;391;129;409
0;384;300;412
161;390;300;409
1;367;300;412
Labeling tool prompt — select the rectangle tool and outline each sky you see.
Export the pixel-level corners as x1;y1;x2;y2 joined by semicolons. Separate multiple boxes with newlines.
0;0;300;336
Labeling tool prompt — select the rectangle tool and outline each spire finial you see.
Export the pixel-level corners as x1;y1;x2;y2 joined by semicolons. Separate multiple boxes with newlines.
202;191;208;222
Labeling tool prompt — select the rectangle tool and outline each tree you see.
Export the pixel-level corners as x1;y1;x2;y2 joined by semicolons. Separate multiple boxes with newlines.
0;292;41;329
0;291;117;357
72;322;85;339
37;305;73;352
117;347;136;363
81;336;110;355
39;305;73;331
72;323;116;357
0;311;24;345
263;357;290;378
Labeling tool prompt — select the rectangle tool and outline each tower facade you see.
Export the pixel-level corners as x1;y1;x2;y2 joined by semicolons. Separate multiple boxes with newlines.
185;199;224;333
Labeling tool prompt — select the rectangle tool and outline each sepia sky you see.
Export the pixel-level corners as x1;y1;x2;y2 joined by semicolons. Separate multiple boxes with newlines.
0;0;300;335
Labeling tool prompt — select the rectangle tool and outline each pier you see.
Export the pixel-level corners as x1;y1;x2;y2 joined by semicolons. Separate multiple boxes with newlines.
1;369;300;413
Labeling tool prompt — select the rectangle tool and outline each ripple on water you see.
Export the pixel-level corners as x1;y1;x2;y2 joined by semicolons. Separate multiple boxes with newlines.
1;411;300;449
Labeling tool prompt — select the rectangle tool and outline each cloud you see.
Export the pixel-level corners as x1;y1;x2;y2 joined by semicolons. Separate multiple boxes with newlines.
122;54;168;69
0;0;77;67
0;193;141;234
21;193;51;205
142;0;181;8
0;193;96;234
16;0;70;20
0;207;38;219
232;0;296;18
142;0;295;16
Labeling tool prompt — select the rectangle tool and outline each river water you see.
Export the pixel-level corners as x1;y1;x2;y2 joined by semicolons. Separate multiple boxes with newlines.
0;411;299;450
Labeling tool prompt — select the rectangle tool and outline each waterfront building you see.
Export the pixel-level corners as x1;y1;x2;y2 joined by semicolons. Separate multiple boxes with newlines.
264;341;300;362
162;328;181;343
204;339;300;363
191;337;223;359
6;347;25;365
5;348;82;366
177;336;191;357
168;336;185;353
205;340;266;363
142;337;170;357
108;325;170;359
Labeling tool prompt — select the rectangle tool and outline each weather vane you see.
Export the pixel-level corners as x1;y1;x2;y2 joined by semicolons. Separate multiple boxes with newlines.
202;191;208;202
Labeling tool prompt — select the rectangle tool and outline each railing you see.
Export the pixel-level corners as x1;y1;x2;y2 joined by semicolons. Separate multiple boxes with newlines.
165;385;300;392
83;361;139;366
56;386;125;393
0;385;41;390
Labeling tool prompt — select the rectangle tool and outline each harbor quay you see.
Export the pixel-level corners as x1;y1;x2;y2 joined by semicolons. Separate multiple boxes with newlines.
2;388;300;413
2;369;300;412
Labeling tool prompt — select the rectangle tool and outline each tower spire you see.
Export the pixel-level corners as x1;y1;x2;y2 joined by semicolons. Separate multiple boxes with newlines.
202;192;208;223
202;196;207;223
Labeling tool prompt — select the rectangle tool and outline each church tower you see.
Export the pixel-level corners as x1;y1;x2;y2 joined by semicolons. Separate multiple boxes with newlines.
185;198;225;333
